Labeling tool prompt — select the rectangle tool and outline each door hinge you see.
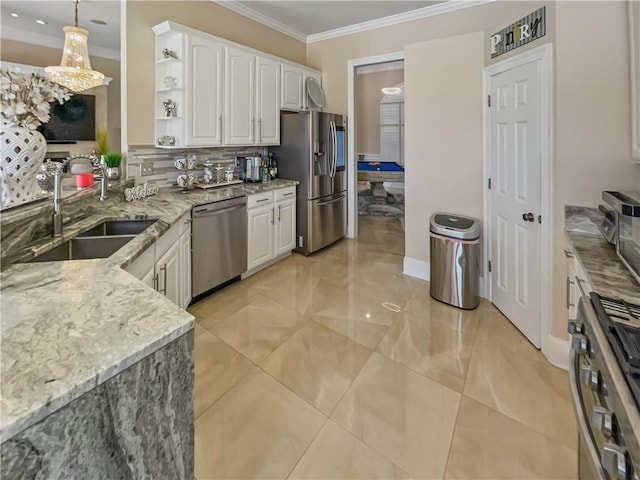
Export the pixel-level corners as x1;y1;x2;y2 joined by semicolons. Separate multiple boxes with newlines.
538;215;542;224
488;260;492;272
488;178;492;190
487;95;491;107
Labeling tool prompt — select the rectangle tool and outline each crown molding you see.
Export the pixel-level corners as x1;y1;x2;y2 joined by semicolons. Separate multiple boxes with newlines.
0;25;120;61
213;1;308;44
306;0;495;44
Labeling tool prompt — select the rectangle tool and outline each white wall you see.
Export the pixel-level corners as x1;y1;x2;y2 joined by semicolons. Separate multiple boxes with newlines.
404;32;484;280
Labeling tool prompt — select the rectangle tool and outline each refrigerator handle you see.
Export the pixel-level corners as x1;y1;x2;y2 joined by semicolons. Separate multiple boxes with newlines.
333;121;338;177
333;122;338;176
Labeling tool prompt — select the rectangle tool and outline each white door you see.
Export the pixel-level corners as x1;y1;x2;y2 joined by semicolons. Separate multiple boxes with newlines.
247;205;273;270
256;57;280;145
489;60;542;347
185;34;223;146
179;229;192;309
275;200;296;256
157;241;181;306
224;46;255;145
281;64;302;111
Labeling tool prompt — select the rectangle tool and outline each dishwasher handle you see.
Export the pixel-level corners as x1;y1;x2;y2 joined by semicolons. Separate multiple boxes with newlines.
193;204;246;218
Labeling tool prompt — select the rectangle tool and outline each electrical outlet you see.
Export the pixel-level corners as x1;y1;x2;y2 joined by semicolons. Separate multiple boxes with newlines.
140;163;154;176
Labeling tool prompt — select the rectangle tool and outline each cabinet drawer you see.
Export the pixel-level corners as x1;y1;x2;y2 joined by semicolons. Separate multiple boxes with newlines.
248;191;273;209
275;186;296;202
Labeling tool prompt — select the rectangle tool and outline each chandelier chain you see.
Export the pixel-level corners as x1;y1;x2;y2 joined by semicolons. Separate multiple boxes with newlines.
74;0;78;28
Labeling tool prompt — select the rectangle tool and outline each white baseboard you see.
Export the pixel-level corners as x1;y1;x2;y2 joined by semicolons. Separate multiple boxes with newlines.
542;334;570;371
403;256;430;281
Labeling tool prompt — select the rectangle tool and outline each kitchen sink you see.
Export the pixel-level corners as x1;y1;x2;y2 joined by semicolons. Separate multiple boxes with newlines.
29;236;136;262
77;219;157;237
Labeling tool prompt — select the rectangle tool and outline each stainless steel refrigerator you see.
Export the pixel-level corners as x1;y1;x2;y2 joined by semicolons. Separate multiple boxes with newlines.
273;111;347;255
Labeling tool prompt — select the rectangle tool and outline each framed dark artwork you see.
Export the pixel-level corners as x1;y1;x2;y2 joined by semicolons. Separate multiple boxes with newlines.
38;93;96;142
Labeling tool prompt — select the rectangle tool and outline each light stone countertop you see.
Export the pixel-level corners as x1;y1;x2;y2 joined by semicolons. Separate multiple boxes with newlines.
564;206;640;304
0;178;298;441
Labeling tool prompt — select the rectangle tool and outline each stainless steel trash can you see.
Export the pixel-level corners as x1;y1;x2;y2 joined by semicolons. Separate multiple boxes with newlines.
429;212;480;310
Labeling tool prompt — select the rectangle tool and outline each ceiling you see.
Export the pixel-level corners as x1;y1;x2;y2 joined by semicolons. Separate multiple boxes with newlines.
232;1;445;36
0;0;121;60
0;0;488;59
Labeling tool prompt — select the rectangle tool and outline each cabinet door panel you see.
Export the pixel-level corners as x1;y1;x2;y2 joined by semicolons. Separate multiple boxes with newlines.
281;64;302;111
256;57;280;145
179;230;192;309
225;47;255;145
158;242;181;306
275;200;296;256
248;205;273;270
185;34;223;146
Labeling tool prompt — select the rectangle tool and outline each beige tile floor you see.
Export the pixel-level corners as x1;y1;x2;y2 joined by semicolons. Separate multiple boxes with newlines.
190;216;577;480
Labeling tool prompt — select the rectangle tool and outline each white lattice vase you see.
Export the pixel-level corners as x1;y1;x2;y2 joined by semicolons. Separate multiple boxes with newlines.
0;125;47;208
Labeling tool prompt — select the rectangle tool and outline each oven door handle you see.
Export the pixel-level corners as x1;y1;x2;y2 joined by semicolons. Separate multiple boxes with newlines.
569;348;607;479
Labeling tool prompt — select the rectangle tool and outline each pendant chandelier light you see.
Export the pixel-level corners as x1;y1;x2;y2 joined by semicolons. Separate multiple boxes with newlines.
45;0;104;92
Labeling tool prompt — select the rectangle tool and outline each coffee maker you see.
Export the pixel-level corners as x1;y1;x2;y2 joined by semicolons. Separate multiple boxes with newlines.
236;155;262;182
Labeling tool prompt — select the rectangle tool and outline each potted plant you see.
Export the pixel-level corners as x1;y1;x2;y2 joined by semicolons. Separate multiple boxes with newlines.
103;151;122;180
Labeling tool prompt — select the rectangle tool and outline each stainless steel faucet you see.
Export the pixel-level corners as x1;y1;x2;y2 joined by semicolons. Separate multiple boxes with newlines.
98;158;108;202
53;169;64;237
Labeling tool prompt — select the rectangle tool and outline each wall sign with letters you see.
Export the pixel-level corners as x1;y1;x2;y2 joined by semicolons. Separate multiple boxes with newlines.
490;7;546;58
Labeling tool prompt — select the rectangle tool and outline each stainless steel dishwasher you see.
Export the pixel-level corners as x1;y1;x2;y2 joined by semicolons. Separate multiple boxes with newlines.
191;196;247;298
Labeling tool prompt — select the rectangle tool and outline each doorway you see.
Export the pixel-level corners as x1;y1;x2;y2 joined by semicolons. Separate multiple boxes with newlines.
483;44;553;351
347;52;404;239
353;59;405;255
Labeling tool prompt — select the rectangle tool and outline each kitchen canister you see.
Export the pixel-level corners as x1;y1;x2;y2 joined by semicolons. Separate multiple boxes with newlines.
203;161;214;184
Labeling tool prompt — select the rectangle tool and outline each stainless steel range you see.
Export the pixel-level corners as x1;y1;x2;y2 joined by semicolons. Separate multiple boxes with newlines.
570;293;640;479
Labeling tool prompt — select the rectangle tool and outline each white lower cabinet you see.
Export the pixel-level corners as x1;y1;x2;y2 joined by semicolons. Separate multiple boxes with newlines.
157;241;181;306
275;199;295;256
246;187;296;274
125;212;192;309
179;229;192;309
248;204;274;271
564;239;593;322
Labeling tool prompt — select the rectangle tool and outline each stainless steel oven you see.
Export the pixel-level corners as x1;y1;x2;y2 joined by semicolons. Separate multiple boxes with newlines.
570;295;640;480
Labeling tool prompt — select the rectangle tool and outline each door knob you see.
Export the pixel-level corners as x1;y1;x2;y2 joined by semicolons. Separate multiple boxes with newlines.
522;212;535;222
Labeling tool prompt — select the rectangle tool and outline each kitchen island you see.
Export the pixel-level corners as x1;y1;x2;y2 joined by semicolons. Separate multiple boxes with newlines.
0;179;297;478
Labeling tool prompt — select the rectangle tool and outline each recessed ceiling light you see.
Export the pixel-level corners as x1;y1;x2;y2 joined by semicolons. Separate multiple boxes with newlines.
35;19;47;25
10;13;19;18
90;19;107;25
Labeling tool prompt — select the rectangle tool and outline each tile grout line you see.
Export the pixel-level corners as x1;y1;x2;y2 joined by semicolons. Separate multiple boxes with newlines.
283;415;330;480
192;330;259;421
460;312;578;450
460;392;579;453
441;390;465;480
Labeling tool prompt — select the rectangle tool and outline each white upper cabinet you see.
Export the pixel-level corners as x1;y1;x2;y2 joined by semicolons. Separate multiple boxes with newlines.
224;46;255;145
281;63;303;111
185;34;223;146
153;21;322;147
256;57;281;145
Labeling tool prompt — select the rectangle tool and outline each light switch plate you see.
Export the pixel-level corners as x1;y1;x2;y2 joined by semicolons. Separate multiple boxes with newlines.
140;163;154;176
